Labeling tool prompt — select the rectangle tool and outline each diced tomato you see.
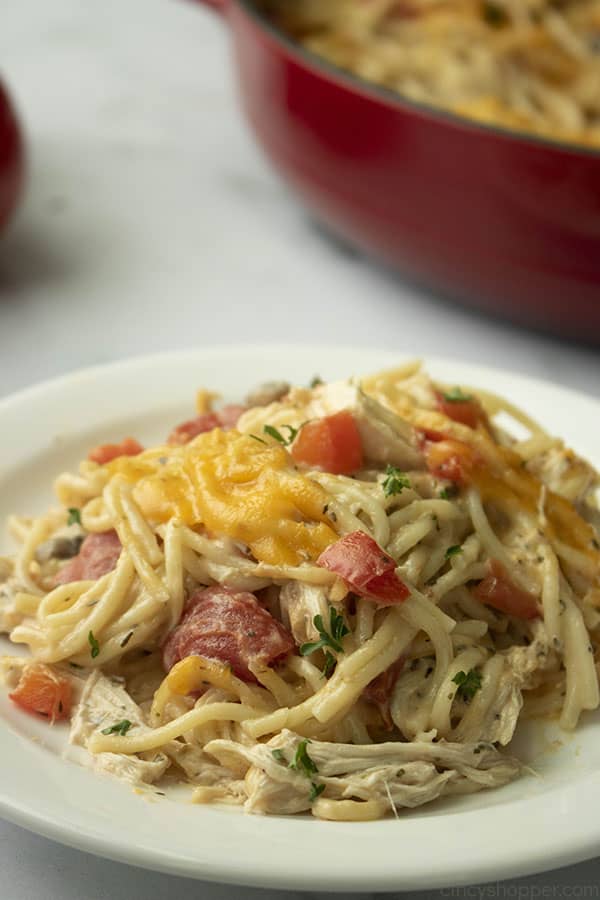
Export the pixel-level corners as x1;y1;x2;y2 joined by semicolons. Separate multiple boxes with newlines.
363;656;405;729
473;559;539;620
167;404;246;446
291;411;363;475
416;428;446;447
216;404;246;428
53;530;121;586
162;586;295;682
10;663;72;723
168;412;219;445
435;391;488;430
88;437;143;465
418;429;478;485
317;531;409;605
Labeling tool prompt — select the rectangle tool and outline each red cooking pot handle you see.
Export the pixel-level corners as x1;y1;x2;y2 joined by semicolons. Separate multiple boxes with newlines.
194;0;227;13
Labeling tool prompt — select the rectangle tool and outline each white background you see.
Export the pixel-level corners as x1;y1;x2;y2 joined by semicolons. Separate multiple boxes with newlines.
1;0;599;896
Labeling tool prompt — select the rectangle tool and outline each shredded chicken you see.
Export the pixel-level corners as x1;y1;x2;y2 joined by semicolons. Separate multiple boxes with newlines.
527;445;599;505
466;626;557;745
70;670;169;786
205;729;522;816
279;582;331;646
237;378;424;471
0;559;21;635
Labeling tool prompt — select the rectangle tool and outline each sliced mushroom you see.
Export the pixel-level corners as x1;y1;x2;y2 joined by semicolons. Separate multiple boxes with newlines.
35;527;85;563
245;381;291;408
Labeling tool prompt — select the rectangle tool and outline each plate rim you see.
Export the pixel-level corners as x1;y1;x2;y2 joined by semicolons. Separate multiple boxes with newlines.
1;342;599;418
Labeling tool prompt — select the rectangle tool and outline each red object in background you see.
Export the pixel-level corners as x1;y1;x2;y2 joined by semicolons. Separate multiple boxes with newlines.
0;81;24;235
195;0;600;342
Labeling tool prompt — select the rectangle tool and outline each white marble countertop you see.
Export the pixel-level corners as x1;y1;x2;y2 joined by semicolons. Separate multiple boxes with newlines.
1;0;599;896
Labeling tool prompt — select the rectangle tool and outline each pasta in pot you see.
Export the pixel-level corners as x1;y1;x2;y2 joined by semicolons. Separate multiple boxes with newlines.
1;360;599;821
261;0;600;148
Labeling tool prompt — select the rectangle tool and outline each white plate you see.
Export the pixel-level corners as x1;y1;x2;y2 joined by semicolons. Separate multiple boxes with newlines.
1;345;600;892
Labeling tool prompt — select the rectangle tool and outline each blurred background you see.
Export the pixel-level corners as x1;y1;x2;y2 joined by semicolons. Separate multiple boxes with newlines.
1;0;599;400
1;0;600;896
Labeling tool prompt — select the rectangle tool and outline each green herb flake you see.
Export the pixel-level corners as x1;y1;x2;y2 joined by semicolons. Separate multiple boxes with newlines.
299;607;350;658
382;465;411;498
445;545;463;560
452;669;482;701
443;387;473;403
249;434;267;445
88;630;100;659
309;782;325;802
310;376;324;389
289;738;318;777
271;748;286;762
67;507;81;526
322;651;337;679
263;424;299;446
439;484;459;500
101;719;132;736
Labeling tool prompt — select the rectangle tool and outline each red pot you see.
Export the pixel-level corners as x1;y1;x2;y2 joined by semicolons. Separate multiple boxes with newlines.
197;0;600;341
0;81;24;235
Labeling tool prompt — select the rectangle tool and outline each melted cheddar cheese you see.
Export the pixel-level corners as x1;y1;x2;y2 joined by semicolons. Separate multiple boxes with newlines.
369;372;600;575
107;429;338;566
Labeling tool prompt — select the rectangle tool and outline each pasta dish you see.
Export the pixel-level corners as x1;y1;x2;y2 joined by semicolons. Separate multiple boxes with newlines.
262;0;600;149
1;362;599;821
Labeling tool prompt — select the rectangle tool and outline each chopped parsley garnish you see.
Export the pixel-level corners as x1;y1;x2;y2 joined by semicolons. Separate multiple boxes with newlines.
289;739;318;777
382;465;411;498
67;507;81;526
309;782;325;802
439;485;458;500
263;424;299;446
88;630;100;659
310;376;324;388
271;748;286;762
299;607;350;658
249;434;267;445
452;669;482;701
482;1;508;26
445;545;463;560
101;719;132;736
443;387;473;403
322;652;337;679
